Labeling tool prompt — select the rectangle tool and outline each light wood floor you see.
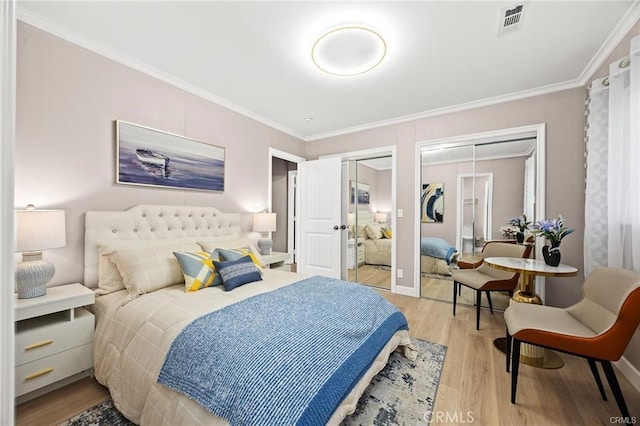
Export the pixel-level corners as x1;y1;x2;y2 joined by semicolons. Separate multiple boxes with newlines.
421;275;511;311
348;263;391;290
17;292;640;426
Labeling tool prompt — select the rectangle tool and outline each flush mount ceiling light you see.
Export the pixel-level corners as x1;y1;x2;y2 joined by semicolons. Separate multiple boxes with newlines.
312;26;386;76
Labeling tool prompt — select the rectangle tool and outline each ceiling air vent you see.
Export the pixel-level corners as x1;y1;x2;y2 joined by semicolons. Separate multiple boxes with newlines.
498;4;524;36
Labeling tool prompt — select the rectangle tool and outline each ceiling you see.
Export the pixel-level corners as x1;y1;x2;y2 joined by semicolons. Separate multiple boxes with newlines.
17;1;639;141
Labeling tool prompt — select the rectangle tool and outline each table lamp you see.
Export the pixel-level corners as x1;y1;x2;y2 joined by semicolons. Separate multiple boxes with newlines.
375;212;387;224
253;212;276;255
15;205;66;299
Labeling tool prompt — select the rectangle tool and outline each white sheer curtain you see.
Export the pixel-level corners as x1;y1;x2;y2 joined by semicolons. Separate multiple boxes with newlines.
585;35;640;275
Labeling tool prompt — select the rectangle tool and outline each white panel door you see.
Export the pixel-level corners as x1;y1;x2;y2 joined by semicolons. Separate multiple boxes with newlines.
297;157;342;278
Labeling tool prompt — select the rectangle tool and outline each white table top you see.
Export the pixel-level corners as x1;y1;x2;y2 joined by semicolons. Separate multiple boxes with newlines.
484;257;578;277
261;251;291;264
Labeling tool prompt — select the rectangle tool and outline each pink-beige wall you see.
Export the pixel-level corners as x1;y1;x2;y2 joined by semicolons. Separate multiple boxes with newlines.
421;156;526;246
15;22;306;286
307;88;586;306
348;162;391;214
376;169;392;215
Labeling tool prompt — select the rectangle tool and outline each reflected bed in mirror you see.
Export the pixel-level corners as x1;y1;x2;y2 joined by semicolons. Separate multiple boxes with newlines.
346;157;393;291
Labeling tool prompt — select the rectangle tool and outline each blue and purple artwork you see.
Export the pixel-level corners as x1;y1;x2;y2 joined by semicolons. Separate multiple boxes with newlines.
117;121;225;192
421;182;444;223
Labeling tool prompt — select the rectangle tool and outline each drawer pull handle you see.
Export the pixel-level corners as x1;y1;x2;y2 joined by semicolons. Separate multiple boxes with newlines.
25;368;53;381
25;340;53;351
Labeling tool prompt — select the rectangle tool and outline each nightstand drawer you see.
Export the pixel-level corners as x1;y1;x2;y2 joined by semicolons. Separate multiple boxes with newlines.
16;308;94;366
15;343;92;397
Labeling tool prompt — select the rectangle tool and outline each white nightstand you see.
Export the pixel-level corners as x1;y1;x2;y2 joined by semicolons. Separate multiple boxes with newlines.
347;238;366;269
262;251;291;270
15;283;95;402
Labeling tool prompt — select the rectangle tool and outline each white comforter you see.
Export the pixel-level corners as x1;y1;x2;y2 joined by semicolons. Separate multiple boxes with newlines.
93;269;411;425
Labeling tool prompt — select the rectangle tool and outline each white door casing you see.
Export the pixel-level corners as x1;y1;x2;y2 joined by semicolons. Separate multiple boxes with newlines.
287;170;297;263
297;157;343;278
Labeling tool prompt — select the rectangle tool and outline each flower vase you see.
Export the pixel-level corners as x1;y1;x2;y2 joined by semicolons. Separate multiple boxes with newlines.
516;232;525;244
542;242;561;267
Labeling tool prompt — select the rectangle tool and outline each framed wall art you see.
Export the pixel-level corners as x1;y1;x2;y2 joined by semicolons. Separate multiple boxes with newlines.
350;181;370;205
421;182;444;223
116;120;225;192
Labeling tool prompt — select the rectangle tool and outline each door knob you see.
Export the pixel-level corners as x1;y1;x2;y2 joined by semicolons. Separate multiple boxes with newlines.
340;225;347;230
333;225;340;230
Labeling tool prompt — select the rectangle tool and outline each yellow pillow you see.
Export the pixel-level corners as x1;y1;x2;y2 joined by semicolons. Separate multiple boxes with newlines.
174;251;222;292
217;247;263;271
381;226;392;239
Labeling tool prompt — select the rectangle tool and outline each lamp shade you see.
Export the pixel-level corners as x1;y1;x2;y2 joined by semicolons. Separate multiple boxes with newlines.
375;212;387;223
253;212;276;233
16;208;66;253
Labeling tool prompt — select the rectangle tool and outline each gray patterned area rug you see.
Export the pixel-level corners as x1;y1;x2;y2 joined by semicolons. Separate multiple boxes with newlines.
60;338;446;426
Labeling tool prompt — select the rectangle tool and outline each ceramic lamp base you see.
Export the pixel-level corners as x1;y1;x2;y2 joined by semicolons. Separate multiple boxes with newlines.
257;237;273;256
16;252;54;299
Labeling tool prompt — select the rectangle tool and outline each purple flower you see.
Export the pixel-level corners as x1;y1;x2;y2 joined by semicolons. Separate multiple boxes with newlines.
531;215;574;244
508;214;531;232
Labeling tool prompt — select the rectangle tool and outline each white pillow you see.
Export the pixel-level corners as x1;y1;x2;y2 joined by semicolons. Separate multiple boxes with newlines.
96;238;200;295
109;241;201;298
364;223;383;240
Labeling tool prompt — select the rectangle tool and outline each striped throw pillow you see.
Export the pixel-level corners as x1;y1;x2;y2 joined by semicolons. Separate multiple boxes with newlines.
174;251;222;292
213;256;262;291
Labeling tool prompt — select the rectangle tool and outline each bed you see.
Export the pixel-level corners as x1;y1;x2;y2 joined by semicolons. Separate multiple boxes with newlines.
354;212;392;267
420;237;458;276
85;205;413;425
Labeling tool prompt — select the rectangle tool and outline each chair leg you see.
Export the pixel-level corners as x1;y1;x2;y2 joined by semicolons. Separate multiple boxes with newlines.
511;339;521;404
453;281;458;316
486;291;494;314
601;360;630;420
587;358;607;401
476;290;481;330
506;328;512;372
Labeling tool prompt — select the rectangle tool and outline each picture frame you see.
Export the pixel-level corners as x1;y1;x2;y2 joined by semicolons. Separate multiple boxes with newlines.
350;181;370;205
116;120;225;192
421;182;444;223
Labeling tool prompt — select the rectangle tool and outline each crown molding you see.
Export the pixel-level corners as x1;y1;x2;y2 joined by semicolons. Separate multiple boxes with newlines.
16;7;306;142
578;0;640;85
17;3;639;144
305;78;583;141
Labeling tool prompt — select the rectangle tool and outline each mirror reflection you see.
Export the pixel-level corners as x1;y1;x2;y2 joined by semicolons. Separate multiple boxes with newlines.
420;138;537;309
346;157;392;290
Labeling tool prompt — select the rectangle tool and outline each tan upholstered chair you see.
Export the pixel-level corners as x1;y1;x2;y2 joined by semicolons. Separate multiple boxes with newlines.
505;267;640;419
451;241;532;330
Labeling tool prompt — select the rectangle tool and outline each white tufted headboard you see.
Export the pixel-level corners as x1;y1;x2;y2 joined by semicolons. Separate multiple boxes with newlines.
84;205;241;288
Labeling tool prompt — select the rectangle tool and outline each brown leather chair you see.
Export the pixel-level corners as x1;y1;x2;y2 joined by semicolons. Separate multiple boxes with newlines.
505;267;640;420
451;241;532;330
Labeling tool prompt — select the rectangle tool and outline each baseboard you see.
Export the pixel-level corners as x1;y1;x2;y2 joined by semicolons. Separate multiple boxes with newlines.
615;356;640;393
395;285;419;297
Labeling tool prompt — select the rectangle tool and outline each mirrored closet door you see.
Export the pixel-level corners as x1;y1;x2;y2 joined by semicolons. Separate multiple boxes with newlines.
346;157;392;290
419;137;538;308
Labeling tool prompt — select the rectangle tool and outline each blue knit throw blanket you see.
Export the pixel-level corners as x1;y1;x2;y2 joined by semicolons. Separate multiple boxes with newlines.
157;276;408;425
421;237;458;264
